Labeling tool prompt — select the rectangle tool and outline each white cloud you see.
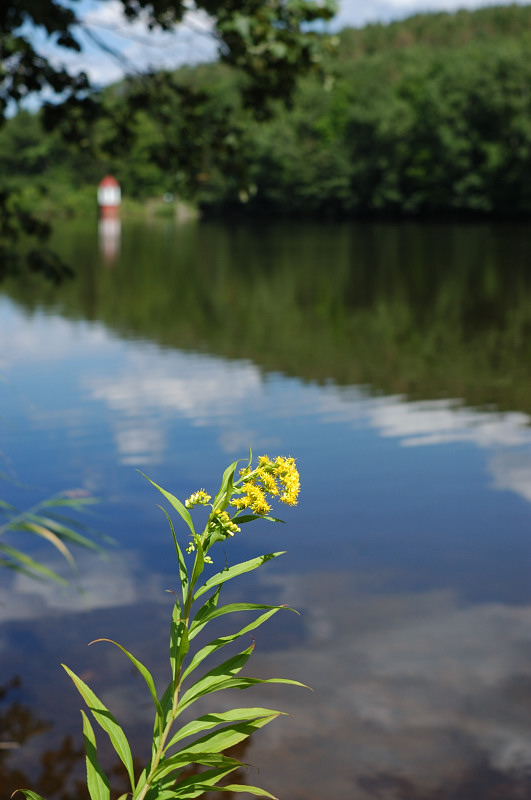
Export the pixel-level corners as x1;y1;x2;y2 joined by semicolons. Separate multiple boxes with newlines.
47;0;217;85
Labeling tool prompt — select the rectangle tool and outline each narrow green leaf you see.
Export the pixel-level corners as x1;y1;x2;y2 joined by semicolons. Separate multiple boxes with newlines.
171;766;238;798
159;506;189;604
62;664;135;790
188;585;220;638
81;710;111;800
193;552;285;601
213;784;278;798
212;459;239;512
152;750;243;783
140;473;195;537
10;792;48;800
89;639;163;721
190;602;286;640
26;514;102;551
17;521;76;570
178;645;255;711
170;602;190;685
232;514;285;525
180;676;309;713
0;542;68;585
183;608;283;680
171;715;278;765
42;496;97;509
166;707;285;750
190;536;205;591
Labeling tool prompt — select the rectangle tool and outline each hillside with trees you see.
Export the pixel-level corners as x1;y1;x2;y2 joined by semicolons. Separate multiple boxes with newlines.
3;4;531;220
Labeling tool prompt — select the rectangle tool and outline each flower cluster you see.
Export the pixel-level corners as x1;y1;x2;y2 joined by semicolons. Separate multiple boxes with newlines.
208;509;241;537
231;455;300;516
184;489;211;509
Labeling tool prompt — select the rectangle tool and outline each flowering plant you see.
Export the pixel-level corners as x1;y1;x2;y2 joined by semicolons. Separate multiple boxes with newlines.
15;453;301;800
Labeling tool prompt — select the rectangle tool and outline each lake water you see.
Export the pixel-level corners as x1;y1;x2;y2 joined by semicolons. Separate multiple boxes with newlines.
1;218;531;800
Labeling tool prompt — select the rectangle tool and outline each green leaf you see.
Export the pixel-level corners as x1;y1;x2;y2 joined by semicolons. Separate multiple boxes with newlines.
180;676;309;713
178;644;256;712
183;607;284;680
193;552;285;601
89;639;163;722
26;513;102;551
10;792;48;800
81;710;111;800
190;536;205;591
212;459;239;512
171;766;239;798
159;506;189;604
152;750;243;783
170;601;190;685
190;601;285;640
140;473;195;537
42;496;97;509
16;520;76;570
171;715;278;765
211;784;278;798
62;664;135;791
166;707;285;750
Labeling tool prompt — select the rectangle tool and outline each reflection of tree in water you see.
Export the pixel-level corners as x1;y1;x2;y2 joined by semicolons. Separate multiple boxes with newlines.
0;676;88;800
0;677;250;800
358;763;531;800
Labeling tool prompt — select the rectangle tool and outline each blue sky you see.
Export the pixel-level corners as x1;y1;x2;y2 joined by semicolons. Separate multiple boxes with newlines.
34;0;531;87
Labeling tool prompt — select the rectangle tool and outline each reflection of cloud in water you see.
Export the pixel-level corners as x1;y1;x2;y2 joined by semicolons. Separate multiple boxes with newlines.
4;559;531;798
84;352;267;462
490;451;531;503
5;301;531;497
87;354;531;498
233;570;531;799
0;302;110;369
367;397;531;448
0;551;167;625
86;352;263;421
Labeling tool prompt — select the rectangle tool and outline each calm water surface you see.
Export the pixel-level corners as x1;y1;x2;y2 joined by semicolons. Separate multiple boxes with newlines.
1;219;531;799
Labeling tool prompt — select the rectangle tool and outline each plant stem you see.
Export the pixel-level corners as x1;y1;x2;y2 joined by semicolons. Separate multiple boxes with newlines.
134;542;201;800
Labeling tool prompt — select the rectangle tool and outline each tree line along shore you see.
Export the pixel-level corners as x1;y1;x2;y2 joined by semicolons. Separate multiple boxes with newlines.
3;3;531;220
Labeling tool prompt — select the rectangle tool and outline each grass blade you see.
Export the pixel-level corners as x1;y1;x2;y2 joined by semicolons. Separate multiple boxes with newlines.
0;542;68;585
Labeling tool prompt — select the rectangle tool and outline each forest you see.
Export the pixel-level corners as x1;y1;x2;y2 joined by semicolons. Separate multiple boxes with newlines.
3;3;531;219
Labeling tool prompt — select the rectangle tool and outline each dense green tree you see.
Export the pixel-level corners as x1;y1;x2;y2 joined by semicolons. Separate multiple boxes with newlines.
5;4;531;223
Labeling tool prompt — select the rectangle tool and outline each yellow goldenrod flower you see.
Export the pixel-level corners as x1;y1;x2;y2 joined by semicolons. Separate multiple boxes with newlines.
230;455;299;516
185;489;211;509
